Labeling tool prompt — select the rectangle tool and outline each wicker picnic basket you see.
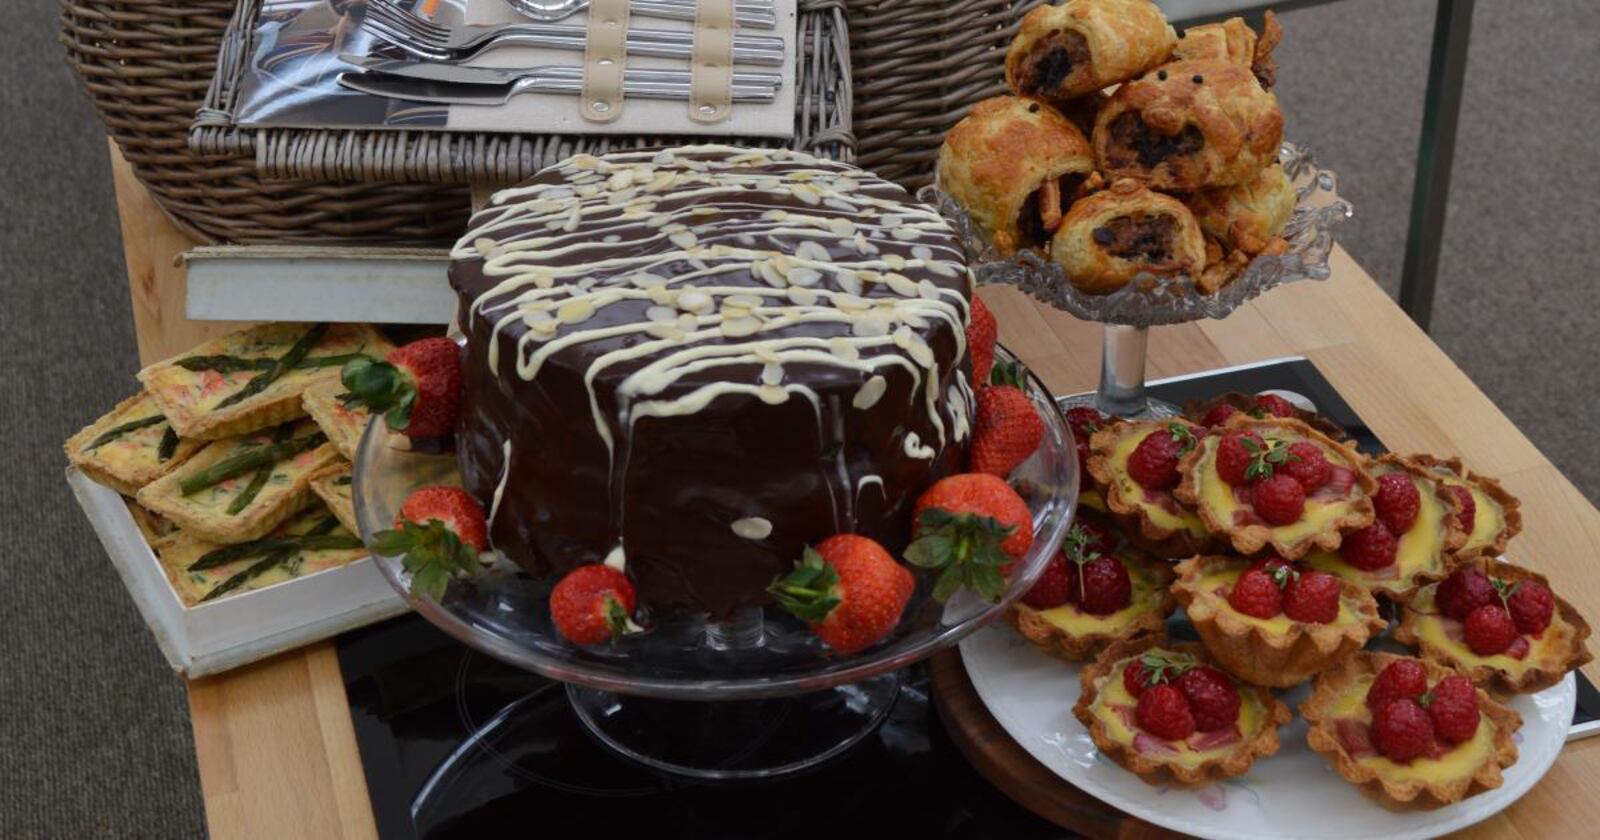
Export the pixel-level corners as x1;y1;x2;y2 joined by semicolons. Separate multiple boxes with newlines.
60;0;1033;244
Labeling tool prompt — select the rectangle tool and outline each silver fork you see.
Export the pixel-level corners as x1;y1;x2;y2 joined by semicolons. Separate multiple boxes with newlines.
502;0;777;29
364;0;785;63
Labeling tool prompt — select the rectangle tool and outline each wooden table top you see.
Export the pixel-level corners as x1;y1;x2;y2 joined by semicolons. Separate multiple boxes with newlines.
106;148;1600;839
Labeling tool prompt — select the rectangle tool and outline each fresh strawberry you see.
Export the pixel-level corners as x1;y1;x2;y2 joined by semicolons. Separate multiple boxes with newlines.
550;564;637;646
1374;471;1421;535
1123;651;1194;698
1282;442;1331;492
1371;698;1434;762
1424;675;1480;745
1228;567;1283;619
1215;430;1265;486
1254;393;1298;418
970;363;1044;477
1442;484;1477;534
1251;473;1306;526
342;337;463;438
1339;522;1398;570
967;294;997;386
1366;659;1429;714
1135;683;1196;741
1176;666;1241;732
1284;569;1341;624
1126;422;1197;491
1464;604;1518;655
1077;555;1132;615
771;535;913;654
1436;567;1497;621
1201;403;1241;428
372;486;488;600
1021;552;1074;609
1065;406;1105;476
909;474;1033;602
1508;580;1555;635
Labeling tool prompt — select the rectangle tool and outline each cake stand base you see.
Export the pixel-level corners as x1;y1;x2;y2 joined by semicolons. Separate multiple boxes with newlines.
567;671;902;780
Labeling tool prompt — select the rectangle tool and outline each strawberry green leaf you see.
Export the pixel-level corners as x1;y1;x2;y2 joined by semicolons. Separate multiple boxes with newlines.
770;547;843;623
932;565;966;603
603;595;631;639
906;508;1017;603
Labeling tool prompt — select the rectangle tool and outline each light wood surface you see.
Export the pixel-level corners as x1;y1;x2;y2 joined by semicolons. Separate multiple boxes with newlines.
107;146;1600;839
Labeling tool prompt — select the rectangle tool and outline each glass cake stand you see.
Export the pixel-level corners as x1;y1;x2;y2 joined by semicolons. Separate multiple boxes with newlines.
927;143;1353;419
353;347;1078;779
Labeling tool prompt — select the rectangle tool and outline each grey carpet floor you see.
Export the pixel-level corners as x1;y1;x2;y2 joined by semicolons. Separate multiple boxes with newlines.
1;1;1594;837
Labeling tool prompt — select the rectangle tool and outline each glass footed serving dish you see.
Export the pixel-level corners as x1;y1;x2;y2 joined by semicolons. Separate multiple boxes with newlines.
925;142;1352;419
353;346;1078;778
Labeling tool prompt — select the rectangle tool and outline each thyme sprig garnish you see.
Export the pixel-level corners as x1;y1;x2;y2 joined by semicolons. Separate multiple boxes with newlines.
1242;437;1299;482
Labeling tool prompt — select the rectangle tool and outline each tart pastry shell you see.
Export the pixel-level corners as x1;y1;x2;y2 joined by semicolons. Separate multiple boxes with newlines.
1301;651;1522;810
1073;636;1291;786
1172;555;1386;688
1009;555;1176;662
1407;453;1523;561
1087;419;1214;555
1174;416;1377;560
1395;557;1592;694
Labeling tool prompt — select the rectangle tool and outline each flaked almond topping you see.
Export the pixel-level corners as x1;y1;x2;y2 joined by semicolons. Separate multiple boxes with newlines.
853;376;888;410
576;185;601;199
661;222;688;234
721;316;762;338
646;285;677;305
557;298;595;324
757;259;788;288
927;261;961;278
753;345;781;364
676;313;698;332
651;150;676;165
906;335;935;368
828;217;857;237
668;231;699;250
891;227;921;241
787;287;819;306
788;267;822;287
730;517;773;540
764;209;790;222
836;270;864;297
886;274;920;297
645;214;672;228
691;207;718;217
644;323;686;341
607;169;635;190
474;237;498;256
760;362;784;386
676;290;714;314
883;253;907;271
828;337;861;361
918;280;942;300
794;240;831;263
834;293;871;313
852;315;892;338
792;184;824;205
570;153;601;170
912;244;935;261
605;188;637;206
757;384;789;404
645;305;678;324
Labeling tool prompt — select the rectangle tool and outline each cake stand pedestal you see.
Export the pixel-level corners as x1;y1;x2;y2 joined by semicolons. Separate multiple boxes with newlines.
1056;324;1178;420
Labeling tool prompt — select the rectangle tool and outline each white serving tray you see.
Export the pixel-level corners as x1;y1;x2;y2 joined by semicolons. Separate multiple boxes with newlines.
67;467;410;677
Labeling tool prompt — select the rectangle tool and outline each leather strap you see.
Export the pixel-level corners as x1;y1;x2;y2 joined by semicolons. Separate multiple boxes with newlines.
581;0;630;123
689;0;736;124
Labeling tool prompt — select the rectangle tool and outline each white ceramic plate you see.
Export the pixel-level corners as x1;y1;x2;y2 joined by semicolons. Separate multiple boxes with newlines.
960;623;1574;840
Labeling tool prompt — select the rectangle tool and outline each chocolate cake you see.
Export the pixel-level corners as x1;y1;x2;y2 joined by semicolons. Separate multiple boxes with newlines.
449;145;977;616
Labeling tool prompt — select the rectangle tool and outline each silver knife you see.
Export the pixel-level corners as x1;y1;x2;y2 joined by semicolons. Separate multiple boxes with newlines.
337;70;778;106
342;55;782;91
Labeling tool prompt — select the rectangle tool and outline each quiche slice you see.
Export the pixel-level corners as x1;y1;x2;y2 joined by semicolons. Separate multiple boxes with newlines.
136;419;339;544
302;379;374;461
138;323;392;441
65;391;204;495
308;461;359;535
157;505;367;606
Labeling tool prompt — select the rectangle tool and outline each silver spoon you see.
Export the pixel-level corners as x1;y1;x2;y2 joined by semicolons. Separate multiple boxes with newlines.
505;0;778;30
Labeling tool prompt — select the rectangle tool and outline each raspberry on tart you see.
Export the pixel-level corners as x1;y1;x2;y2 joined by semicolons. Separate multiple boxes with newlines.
1181;391;1353;442
1303;454;1467;600
1408;454;1523;561
1072;637;1291;786
1009;516;1177;662
1394;557;1593;694
1086;419;1214;559
1301;652;1522;810
1175;417;1377;560
1172;555;1385;688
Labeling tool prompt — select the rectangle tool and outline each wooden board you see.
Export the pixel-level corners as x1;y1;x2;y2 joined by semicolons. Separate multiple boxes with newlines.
106;144;1600;839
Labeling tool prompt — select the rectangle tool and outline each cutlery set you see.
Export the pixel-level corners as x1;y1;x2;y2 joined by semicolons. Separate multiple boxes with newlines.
341;0;783;107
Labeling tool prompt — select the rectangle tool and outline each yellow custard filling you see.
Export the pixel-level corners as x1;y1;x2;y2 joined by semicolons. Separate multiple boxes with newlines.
1079;488;1107;513
1107;428;1208;537
1193;565;1359;632
1193;436;1359;544
167;420;335;516
1028;555;1166;634
158;507;366;605
1326;675;1495;781
1089;655;1267;768
302;379;373;460
143;324;388;415
1305;466;1449;592
1408;585;1574;674
1436;474;1506;552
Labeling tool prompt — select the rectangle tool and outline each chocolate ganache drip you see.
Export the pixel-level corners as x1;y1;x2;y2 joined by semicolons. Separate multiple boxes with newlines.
450;145;977;616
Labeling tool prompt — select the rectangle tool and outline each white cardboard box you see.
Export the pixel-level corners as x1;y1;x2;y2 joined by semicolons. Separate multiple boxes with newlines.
67;467;410;677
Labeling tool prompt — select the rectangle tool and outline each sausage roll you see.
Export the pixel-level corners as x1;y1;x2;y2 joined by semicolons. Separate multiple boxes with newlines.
1092;59;1284;191
1188;163;1295;292
937;96;1096;255
1005;0;1177;104
1050;179;1207;294
1173;11;1283;89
